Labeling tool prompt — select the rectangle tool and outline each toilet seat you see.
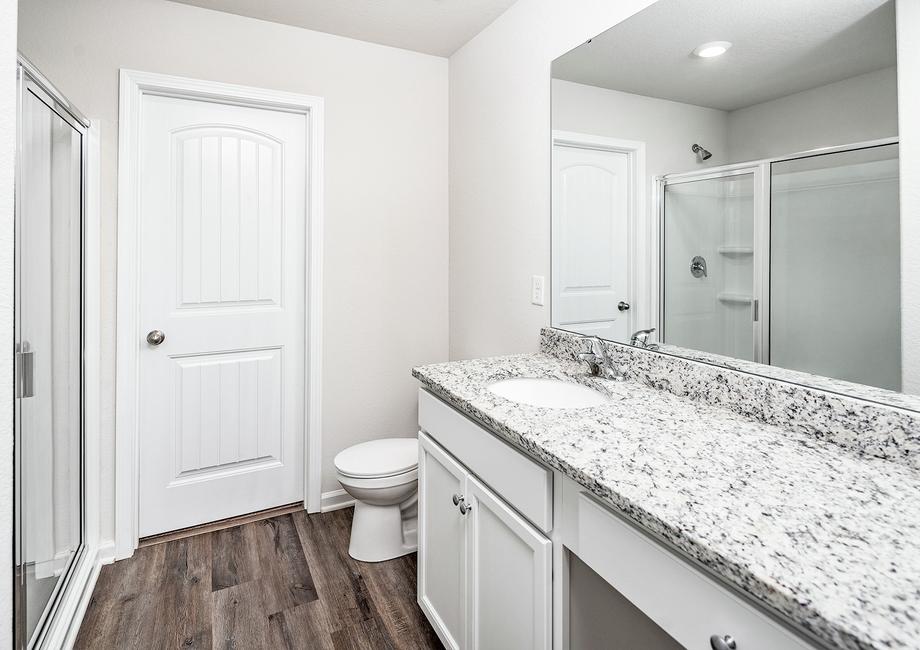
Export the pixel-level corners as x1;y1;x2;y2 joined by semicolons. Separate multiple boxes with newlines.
334;438;418;479
336;467;418;490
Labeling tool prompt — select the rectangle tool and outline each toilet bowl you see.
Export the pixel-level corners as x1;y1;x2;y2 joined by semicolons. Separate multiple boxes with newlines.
334;438;419;562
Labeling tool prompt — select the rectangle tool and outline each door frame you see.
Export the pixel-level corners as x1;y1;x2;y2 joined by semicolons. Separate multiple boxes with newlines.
551;131;648;337
114;69;325;559
655;165;768;362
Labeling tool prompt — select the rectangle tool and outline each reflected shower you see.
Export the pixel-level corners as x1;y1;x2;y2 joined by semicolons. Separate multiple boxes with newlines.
692;143;712;160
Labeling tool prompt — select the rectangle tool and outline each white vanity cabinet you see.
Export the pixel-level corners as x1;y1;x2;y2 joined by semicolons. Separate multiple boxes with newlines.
417;388;820;650
418;389;552;650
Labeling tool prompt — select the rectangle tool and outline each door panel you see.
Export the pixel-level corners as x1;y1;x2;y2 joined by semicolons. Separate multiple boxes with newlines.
466;475;551;650
138;94;307;536
16;79;84;648
662;173;757;361
418;433;467;650
552;144;630;340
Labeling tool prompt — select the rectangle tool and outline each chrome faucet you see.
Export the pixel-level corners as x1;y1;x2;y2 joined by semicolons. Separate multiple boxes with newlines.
630;327;658;349
575;336;626;381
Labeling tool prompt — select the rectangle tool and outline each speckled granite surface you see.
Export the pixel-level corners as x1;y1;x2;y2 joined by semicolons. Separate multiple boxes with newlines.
542;328;920;471
412;353;920;650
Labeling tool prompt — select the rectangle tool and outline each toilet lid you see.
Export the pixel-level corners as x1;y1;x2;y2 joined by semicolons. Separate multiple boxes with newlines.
334;438;419;478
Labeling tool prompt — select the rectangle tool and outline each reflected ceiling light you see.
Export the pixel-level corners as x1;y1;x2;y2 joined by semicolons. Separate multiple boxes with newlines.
692;41;732;58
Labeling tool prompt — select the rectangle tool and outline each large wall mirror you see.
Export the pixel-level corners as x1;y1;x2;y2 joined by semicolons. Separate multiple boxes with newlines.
550;0;916;405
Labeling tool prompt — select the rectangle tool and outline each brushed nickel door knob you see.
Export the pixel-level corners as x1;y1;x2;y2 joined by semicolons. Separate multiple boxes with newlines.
710;635;737;650
146;330;166;346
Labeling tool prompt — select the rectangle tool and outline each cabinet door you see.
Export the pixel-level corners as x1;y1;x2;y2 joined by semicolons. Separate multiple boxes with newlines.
466;474;551;650
418;432;468;650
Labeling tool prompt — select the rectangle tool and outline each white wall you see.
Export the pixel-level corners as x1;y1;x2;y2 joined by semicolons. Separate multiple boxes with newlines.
728;66;899;162
552;79;728;178
898;0;920;392
18;0;449;542
448;0;658;360
0;0;16;643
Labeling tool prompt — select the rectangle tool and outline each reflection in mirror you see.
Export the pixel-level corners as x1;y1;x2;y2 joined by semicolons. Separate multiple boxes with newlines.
550;0;911;399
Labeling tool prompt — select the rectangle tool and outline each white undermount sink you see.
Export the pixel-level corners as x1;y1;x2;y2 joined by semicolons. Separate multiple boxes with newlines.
487;377;608;409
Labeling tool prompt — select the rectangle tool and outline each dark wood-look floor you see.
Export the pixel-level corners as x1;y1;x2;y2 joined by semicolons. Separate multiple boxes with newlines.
75;508;443;649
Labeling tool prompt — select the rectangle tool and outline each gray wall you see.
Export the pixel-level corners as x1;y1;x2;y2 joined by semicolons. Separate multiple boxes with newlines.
728;66;898;162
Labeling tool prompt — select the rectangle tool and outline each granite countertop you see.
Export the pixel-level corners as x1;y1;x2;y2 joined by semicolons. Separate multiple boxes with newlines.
412;353;920;650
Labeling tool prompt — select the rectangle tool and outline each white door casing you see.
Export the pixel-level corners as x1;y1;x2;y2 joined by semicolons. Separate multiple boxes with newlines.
117;71;324;555
552;132;647;342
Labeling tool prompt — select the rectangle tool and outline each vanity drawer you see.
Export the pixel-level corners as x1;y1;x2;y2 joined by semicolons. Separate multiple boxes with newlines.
418;389;553;532
575;491;816;650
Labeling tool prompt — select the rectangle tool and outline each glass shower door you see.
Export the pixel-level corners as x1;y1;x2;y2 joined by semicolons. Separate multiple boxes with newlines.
771;144;900;390
15;68;84;648
661;170;761;361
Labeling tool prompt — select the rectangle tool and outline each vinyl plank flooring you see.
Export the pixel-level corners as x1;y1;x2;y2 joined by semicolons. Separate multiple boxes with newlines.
152;534;212;649
251;514;318;613
211;524;259;592
212;580;269;650
267;601;336;650
75;508;442;650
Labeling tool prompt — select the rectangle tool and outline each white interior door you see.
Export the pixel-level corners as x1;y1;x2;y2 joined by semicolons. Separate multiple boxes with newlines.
552;143;631;340
137;93;307;537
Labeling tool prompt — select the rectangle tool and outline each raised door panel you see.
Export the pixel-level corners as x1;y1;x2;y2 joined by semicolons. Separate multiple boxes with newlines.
175;128;283;309
418;432;467;650
466;474;551;650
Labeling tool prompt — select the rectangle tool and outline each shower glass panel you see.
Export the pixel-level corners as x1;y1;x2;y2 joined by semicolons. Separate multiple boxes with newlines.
662;172;757;361
16;70;84;648
771;144;901;391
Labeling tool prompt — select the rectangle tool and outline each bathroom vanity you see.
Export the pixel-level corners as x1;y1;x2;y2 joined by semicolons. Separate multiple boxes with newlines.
412;332;920;650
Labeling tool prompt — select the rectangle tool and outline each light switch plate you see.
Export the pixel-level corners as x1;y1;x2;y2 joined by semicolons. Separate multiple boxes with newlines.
531;275;545;306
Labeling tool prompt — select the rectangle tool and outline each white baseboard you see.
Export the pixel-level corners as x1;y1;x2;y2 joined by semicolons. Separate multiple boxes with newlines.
96;540;116;566
320;488;355;513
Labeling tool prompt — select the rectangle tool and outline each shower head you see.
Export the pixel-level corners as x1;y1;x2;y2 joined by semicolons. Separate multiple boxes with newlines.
692;143;712;161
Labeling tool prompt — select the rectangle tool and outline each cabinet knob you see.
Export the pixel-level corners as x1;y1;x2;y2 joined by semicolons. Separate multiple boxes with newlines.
458;501;472;515
710;635;737;650
452;494;462;506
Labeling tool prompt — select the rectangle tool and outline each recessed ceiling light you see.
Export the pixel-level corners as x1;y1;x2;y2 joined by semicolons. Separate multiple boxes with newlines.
692;41;732;58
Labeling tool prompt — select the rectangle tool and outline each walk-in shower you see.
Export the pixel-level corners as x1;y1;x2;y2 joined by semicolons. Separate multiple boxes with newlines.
15;57;87;649
659;139;900;391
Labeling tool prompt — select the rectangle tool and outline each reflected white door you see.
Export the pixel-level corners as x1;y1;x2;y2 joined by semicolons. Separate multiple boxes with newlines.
137;94;307;536
552;143;630;340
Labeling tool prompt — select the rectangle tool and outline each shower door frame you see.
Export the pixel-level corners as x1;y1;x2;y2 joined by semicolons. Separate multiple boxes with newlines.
654;136;901;368
655;163;770;364
14;56;91;650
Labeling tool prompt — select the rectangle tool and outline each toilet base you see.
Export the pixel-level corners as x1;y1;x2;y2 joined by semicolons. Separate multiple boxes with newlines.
348;500;418;563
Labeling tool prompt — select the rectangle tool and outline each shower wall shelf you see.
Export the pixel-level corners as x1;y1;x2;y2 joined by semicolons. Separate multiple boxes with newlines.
717;246;754;255
717;292;754;304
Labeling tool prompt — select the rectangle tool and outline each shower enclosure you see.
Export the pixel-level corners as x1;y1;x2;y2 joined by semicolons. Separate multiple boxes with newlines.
15;58;87;649
658;139;900;391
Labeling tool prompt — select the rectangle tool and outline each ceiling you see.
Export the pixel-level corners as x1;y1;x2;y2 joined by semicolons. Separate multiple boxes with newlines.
167;0;518;57
552;0;896;111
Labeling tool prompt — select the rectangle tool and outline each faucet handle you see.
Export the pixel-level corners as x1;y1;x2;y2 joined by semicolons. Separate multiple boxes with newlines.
630;327;657;347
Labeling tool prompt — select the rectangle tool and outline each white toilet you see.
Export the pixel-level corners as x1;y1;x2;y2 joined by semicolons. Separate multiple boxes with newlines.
334;437;419;562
